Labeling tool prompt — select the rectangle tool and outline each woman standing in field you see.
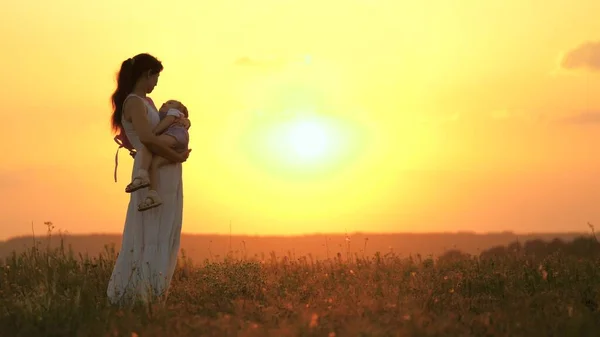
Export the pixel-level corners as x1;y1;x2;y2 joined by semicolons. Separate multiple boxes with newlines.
107;53;191;305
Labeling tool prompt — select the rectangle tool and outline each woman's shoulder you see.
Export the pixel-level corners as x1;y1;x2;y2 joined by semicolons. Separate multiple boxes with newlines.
124;95;147;110
123;95;148;121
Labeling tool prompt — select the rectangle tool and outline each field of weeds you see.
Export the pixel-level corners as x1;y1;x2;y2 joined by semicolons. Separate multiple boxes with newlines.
2;236;600;337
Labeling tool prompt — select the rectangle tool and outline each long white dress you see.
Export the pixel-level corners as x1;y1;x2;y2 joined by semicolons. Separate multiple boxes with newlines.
107;93;184;305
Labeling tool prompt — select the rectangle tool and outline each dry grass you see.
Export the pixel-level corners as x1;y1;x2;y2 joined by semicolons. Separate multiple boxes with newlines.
2;232;600;337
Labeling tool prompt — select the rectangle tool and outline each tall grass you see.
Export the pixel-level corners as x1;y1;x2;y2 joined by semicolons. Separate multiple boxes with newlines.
2;228;600;336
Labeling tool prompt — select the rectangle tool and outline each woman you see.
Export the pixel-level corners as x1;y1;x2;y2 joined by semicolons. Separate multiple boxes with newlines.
107;53;191;305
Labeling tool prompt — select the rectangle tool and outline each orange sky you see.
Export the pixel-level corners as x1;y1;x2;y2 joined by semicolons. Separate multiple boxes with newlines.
2;0;600;240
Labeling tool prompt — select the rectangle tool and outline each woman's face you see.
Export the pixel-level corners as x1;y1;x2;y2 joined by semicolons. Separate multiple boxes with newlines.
146;72;160;94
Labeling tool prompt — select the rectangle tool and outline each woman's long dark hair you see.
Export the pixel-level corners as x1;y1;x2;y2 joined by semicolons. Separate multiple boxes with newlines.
110;53;163;133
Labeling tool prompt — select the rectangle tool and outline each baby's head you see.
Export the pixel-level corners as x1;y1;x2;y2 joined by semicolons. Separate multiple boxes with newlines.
160;100;188;117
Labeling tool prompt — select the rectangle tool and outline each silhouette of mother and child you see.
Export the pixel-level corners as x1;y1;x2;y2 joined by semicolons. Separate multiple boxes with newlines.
106;53;193;305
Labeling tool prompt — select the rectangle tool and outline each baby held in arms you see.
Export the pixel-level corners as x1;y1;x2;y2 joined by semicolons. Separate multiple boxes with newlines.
125;100;191;211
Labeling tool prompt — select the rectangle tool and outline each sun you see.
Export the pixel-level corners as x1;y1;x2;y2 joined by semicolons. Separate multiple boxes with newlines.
239;111;366;179
286;119;330;161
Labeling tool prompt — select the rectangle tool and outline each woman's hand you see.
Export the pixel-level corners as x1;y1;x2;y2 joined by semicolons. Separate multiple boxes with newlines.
177;149;192;163
175;118;191;129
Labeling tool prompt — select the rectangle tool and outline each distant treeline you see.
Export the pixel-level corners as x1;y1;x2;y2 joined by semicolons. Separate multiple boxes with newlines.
438;236;600;262
0;232;594;263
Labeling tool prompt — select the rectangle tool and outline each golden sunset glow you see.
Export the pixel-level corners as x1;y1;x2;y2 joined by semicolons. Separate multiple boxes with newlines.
2;0;600;239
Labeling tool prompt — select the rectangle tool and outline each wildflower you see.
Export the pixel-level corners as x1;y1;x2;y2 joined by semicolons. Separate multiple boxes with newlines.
403;314;411;321
542;270;548;281
567;306;573;317
482;313;491;326
131;333;139;337
329;332;336;337
309;313;319;328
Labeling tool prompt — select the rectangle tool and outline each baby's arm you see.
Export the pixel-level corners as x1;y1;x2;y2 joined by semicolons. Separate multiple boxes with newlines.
153;109;182;135
153;116;177;135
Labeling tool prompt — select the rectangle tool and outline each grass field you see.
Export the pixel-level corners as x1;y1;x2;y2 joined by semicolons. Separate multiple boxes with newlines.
2;234;600;337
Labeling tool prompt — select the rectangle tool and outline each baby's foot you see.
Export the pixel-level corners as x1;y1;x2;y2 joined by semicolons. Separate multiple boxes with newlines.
125;169;150;193
138;189;163;211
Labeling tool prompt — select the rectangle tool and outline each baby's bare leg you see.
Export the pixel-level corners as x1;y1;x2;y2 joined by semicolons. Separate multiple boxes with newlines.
148;134;178;191
126;145;154;193
138;146;153;175
149;156;173;191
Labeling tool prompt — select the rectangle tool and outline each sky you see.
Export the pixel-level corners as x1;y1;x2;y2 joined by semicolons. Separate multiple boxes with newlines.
1;0;600;240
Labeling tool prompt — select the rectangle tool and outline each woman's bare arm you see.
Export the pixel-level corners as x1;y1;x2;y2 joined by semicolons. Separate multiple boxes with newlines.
153;115;177;135
125;98;189;163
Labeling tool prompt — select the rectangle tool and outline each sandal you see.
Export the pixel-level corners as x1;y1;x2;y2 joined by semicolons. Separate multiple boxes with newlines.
138;191;163;212
125;176;150;193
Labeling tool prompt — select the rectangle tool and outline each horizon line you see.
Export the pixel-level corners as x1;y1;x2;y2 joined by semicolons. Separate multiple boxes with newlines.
1;230;591;243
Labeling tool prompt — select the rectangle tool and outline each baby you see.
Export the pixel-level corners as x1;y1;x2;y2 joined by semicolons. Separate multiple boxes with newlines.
125;99;191;211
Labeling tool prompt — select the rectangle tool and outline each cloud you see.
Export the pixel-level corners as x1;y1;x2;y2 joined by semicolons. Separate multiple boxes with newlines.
234;55;313;68
0;171;23;189
561;41;600;71
559;111;600;125
234;57;262;66
234;56;283;67
487;108;545;123
490;109;511;120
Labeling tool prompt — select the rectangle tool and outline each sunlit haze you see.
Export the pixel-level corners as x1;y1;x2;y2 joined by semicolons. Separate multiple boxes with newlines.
2;0;600;239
